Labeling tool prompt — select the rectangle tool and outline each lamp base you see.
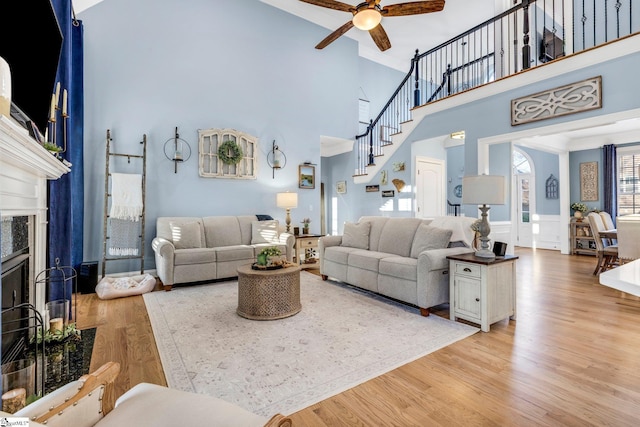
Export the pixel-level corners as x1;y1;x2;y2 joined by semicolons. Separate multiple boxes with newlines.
474;248;496;259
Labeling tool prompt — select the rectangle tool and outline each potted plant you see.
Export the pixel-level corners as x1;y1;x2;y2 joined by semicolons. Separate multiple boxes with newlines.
43;142;62;157
256;246;282;267
301;218;311;234
571;202;588;220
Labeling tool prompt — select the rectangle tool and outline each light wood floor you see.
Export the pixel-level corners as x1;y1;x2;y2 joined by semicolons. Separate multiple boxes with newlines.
76;248;640;426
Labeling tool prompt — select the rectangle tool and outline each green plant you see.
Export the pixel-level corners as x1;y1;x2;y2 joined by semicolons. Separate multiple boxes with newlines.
300;218;311;226
571;202;588;213
43;142;62;152
259;246;282;257
31;322;79;344
217;140;244;165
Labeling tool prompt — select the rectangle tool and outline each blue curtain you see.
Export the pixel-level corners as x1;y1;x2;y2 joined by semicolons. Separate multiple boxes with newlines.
48;0;84;304
603;144;617;224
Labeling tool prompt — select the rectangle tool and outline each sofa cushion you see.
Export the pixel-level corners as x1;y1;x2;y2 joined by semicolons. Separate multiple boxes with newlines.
170;221;203;249
377;218;423;257
324;246;355;264
348;250;389;272
174;248;216;265
251;220;279;244
379;256;418;281
410;224;453;258
203;216;244;247
341;221;371;249
429;216;476;248
213;245;255;262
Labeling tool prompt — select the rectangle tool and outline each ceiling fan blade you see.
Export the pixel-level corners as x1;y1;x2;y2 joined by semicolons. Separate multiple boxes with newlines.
299;0;356;13
315;20;355;49
369;24;391;51
382;0;445;17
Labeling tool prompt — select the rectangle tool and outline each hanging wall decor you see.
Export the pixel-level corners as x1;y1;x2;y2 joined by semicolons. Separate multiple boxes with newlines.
511;76;602;126
545;174;558;199
580;162;599;201
198;128;257;179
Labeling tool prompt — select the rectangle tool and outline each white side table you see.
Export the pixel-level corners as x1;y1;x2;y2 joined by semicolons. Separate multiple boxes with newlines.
294;234;322;269
447;253;518;332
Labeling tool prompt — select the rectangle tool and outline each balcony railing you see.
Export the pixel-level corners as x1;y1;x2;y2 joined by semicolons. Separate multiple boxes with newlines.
355;0;639;175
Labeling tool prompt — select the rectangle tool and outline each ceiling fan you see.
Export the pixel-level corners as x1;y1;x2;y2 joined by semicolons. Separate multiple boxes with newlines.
300;0;445;52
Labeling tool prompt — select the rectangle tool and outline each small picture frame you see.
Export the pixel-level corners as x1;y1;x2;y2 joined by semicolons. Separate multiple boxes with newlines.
336;180;346;194
382;190;394;197
366;185;380;192
299;164;315;189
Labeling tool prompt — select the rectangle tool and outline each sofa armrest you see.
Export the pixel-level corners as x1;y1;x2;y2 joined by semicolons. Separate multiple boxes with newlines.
318;235;342;273
417;247;474;271
278;232;296;262
14;362;120;427
152;237;175;286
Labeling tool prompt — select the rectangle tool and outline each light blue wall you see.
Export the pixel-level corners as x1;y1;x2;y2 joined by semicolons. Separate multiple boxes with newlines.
519;146;561;215
79;0;404;272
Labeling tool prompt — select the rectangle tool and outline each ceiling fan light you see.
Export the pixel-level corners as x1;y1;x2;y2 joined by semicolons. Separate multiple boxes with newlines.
352;9;382;31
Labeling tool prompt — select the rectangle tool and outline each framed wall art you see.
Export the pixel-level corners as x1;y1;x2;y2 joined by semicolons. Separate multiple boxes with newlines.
580;161;598;201
336;180;346;194
299;164;315;189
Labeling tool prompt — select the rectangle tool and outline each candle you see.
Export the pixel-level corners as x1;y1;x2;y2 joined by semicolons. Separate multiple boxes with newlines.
62;89;67;116
54;81;61;105
49;317;63;333
2;388;26;413
49;94;56;121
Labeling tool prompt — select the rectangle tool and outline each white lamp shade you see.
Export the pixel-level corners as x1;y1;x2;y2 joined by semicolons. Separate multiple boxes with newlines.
352;9;382;30
462;175;505;205
276;192;298;209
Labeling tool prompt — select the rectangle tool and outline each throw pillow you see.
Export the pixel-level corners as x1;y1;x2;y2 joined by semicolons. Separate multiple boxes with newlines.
251;220;279;244
429;217;472;248
341;221;371;250
410;224;453;258
169;221;202;249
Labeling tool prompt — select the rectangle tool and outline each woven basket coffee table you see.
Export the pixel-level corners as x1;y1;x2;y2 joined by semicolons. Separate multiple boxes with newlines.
236;264;302;320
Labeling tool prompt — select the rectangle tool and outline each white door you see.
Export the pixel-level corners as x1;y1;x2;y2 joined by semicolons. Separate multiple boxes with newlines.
515;173;534;247
416;157;445;218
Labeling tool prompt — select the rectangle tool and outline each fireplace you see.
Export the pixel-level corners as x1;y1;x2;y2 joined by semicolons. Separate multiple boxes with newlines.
1;116;70;366
2;216;31;363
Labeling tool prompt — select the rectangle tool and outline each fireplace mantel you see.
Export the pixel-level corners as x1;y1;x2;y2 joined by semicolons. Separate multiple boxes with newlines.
1;114;70;313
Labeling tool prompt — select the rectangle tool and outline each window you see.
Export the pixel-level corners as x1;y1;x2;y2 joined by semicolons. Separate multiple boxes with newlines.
618;150;640;215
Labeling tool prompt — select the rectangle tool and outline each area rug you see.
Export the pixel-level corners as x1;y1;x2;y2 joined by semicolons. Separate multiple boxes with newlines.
143;272;479;417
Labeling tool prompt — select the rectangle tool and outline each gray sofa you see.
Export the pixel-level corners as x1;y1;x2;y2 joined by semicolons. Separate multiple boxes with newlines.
152;215;294;290
319;216;477;315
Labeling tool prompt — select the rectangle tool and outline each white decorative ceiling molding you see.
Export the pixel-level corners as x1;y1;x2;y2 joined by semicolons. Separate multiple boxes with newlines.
511;76;603;126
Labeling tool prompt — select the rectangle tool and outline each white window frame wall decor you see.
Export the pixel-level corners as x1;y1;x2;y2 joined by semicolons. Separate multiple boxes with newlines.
198;128;257;179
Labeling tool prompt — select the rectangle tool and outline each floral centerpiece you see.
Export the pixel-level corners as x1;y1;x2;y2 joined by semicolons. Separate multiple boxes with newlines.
256;246;283;267
571;202;588;220
301;218;311;234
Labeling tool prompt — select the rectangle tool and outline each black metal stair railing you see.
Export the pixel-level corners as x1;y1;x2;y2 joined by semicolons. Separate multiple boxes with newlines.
354;0;639;176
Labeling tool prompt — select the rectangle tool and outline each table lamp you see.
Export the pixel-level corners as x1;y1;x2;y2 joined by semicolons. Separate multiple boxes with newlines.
462;175;506;258
276;192;298;232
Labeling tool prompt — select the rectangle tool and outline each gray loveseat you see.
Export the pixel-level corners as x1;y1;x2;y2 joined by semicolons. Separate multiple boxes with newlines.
319;216;477;315
152;215;294;290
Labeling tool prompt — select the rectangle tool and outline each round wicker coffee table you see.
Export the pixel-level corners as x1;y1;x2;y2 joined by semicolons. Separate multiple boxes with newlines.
236;264;302;320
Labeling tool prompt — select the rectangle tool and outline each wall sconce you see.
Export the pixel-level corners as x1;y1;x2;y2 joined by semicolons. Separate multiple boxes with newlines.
163;126;191;173
462;174;505;258
276;191;298;232
267;140;286;179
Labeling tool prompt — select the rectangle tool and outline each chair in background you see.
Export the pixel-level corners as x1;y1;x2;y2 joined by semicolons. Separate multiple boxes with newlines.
587;212;619;275
616;215;640;264
599;211;617;244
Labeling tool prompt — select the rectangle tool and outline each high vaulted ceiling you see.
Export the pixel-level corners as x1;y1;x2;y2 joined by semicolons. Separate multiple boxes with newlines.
75;0;500;72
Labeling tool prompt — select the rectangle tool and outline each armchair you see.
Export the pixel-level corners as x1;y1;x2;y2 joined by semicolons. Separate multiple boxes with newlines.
2;362;292;427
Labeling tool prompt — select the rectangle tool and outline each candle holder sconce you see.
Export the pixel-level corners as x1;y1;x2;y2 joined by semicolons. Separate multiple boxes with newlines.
267;140;286;179
163;126;191;173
